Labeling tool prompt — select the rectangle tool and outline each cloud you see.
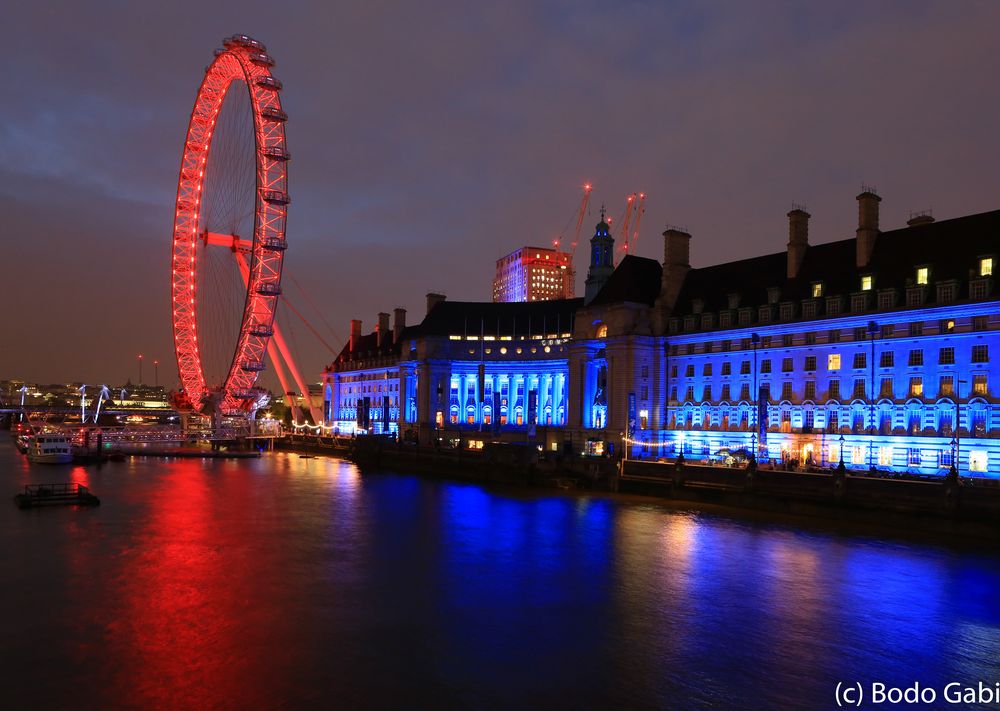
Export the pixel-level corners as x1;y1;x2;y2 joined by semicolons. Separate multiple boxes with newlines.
3;1;999;383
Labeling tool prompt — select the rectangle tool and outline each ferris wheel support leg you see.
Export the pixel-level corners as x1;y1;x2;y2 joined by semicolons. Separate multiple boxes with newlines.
265;338;303;425
234;252;320;426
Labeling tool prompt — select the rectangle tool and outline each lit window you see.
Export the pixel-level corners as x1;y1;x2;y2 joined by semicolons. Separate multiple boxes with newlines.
969;450;988;472
861;275;873;291
916;267;929;285
811;282;823;298
981;257;994;277
828;354;841;370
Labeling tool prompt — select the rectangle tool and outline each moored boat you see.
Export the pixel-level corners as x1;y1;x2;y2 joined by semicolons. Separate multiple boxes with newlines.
27;434;73;464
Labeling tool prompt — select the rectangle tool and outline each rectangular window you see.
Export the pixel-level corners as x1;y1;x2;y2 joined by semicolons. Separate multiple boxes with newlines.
703;363;712;376
805;332;816;345
741;338;750;350
641;386;649;400
854;327;866;341
762;336;772;347
803;302;817;320
908;448;921;466
940;319;955;334
878;446;893;467
829;380;841;399
879;352;894;368
782;358;793;372
685;364;694;377
738;310;751;326
877;291;895;310
972;344;989;363
908;349;924;366
880;324;894;338
812;282;823;298
642;365;649;378
804;356;817;371
880;377;893;398
852;294;868;312
906;288;925;307
981;257;994;276
804;381;816;400
861;275;873;291
721;362;731;376
940;375;954;397
721;340;731;352
782;334;793;347
974;316;988;331
973;373;988;396
702;385;712;401
759;306;771;323
670;387;677;402
939;347;955;365
937;283;956;302
740;361;751;375
829;329;841;343
852;445;865;465
670;365;678;378
853;379;866;399
910;377;923;397
827;297;842;316
740;383;751;400
721;384;731;401
969;450;988;473
780;304;794;321
909;322;923;337
719;313;732;328
970;279;988;300
916;267;929;285
828;354;841;370
761;359;772;374
685;386;694;401
853;353;866;369
781;382;793;400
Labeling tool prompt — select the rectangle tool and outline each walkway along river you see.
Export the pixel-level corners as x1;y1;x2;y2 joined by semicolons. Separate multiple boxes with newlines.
2;439;999;709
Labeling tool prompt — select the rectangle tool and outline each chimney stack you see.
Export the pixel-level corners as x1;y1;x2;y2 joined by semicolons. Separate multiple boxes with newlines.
376;312;390;347
786;207;810;279
349;319;362;353
856;188;881;268
659;227;692;310
393;308;406;343
426;292;446;315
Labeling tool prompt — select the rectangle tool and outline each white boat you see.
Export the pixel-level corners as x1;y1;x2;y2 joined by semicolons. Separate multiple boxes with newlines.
27;434;74;464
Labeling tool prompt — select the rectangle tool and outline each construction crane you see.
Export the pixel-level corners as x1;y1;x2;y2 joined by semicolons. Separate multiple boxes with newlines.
555;183;592;295
628;192;646;255
615;193;637;260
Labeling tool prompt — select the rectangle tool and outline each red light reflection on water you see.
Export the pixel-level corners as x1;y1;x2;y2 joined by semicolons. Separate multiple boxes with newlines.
97;460;287;707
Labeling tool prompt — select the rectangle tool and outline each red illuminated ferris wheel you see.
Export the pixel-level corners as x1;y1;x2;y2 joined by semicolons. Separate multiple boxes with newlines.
170;35;289;416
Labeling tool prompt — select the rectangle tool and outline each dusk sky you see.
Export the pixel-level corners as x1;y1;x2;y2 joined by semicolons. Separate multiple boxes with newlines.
3;1;999;389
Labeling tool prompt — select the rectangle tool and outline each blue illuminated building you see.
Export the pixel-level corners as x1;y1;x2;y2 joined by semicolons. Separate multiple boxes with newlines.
570;190;998;475
323;294;579;449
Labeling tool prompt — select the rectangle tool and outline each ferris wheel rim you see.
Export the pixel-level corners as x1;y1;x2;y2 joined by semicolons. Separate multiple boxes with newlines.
170;36;288;416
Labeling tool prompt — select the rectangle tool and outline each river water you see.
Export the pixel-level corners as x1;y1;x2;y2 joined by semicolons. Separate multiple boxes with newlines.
2;439;999;709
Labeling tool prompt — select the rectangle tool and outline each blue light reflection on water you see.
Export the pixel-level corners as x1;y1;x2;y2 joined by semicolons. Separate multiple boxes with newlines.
1;444;999;709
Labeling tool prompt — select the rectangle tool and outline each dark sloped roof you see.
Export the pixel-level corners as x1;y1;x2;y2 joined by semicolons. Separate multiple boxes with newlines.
589;255;663;307
673;209;1000;316
407;298;584;339
333;330;402;364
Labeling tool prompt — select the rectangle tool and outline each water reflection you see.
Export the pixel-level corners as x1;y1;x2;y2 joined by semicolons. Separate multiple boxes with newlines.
1;442;999;709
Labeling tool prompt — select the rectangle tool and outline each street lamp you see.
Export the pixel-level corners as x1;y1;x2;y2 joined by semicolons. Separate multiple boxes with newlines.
867;320;879;473
137;353;144;385
839;433;846;471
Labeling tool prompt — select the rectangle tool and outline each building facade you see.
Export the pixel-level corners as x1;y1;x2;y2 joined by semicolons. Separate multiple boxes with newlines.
568;191;998;476
322;294;580;450
493;246;573;302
